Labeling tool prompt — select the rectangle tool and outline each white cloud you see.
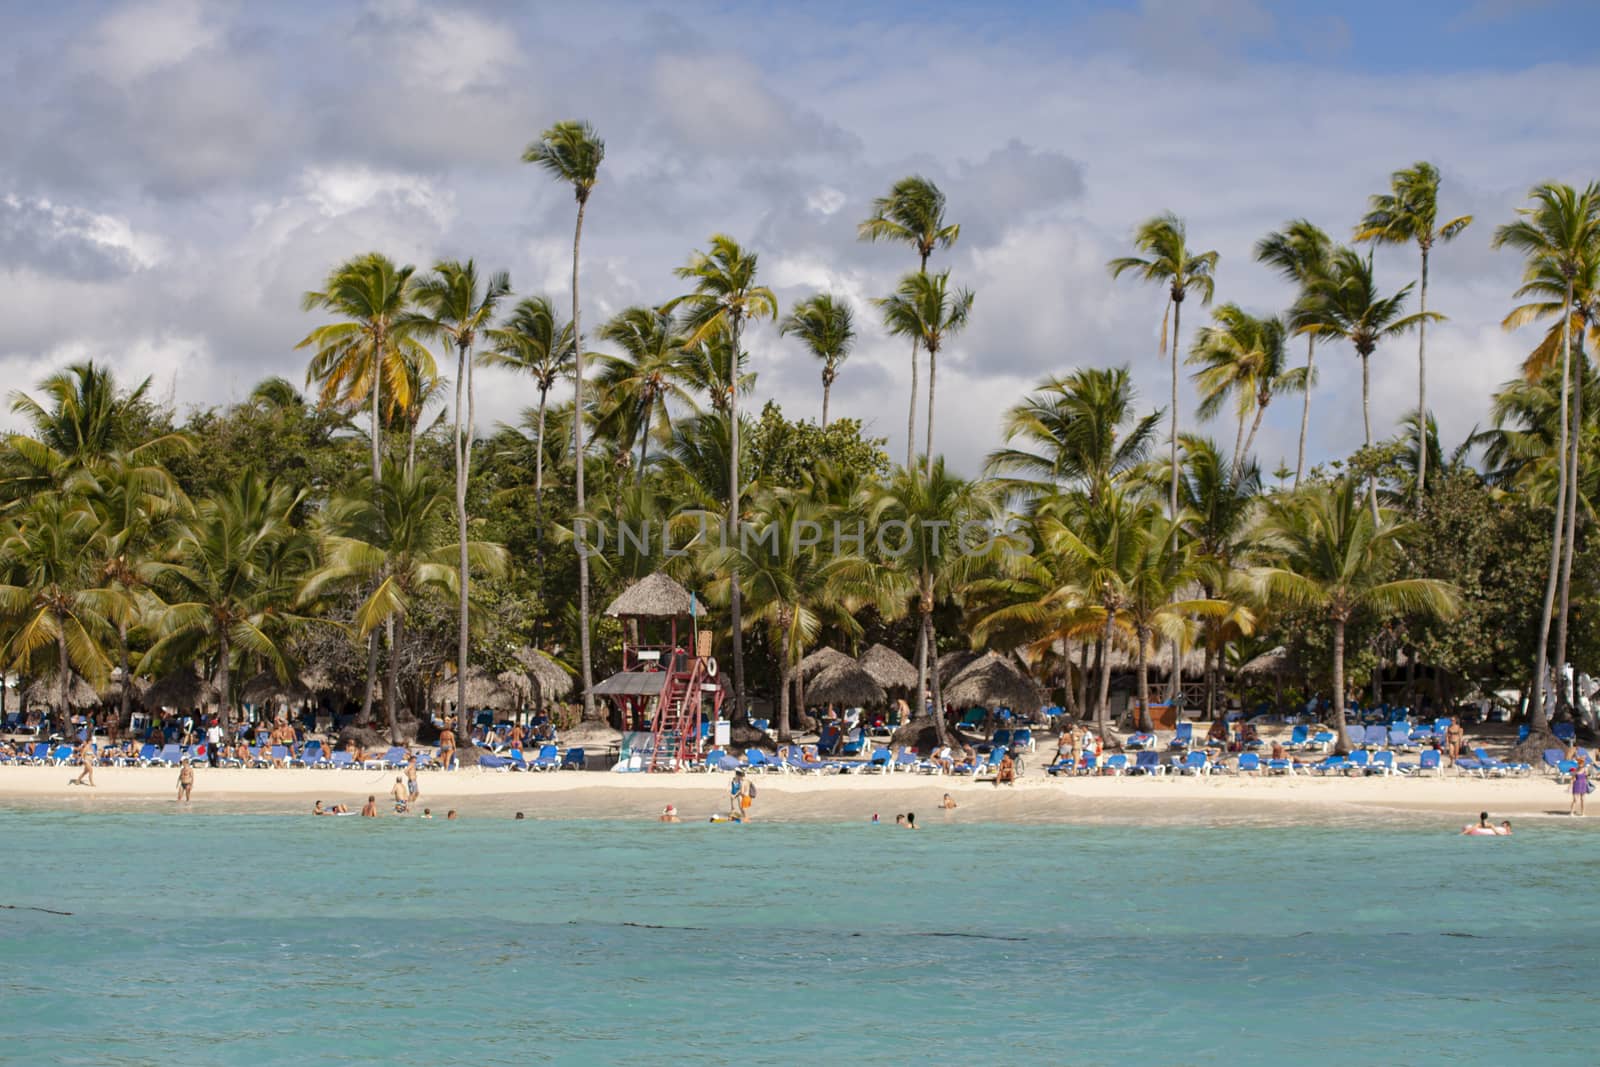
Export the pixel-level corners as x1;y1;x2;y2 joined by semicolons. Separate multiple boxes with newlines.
76;0;223;85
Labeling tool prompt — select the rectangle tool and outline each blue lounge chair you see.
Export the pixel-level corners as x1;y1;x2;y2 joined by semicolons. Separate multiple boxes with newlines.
1177;750;1210;776
1265;757;1293;776
860;749;892;774
1101;753;1128;775
1474;747;1528;776
1388;727;1417;751
267;744;289;765
50;744;73;765
154;744;183;766
1312;754;1348;775
328;751;355;770
379;747;406;769
991;729;1013;748
1401;749;1441;777
478;753;513;770
562;747;586;770
745;748;780;773
530;744;560;771
136;743;159;766
1126;731;1155;750
1237;752;1261;774
1369;751;1397;776
1130;751;1164;776
1079;753;1098;775
1013;729;1035;752
1168;722;1193;750
1309;730;1335;751
839;729;868;757
1343;750;1371;775
1286;725;1309;750
1554;723;1577;743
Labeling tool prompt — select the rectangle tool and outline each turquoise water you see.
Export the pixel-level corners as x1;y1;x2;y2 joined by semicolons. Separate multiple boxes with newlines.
3;809;1597;1065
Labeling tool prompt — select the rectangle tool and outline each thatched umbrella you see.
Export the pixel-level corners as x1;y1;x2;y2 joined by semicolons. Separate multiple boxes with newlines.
142;667;219;711
805;658;886;708
241;671;310;706
432;666;519;713
857;644;917;691
510;647;573;717
1240;647;1293;677
604;572;696;618
936;649;982;683
799;647;857;682
26;674;102;710
943;651;1044;716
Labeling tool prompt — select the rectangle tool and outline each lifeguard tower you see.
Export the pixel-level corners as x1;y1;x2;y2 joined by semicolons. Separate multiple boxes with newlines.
592;572;724;771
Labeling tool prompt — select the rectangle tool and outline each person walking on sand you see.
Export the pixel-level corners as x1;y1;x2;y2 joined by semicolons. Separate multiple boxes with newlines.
361;795;378;817
1444;718;1464;767
390;776;409;813
176;759;194;803
69;740;96;787
439;718;457;771
1571;754;1590;817
730;769;754;819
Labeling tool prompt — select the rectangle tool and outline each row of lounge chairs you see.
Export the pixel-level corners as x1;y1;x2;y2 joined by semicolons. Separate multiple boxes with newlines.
1;741;462;770
477;745;586;771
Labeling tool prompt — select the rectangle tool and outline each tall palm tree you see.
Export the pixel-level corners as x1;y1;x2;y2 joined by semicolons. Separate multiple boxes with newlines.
858;176;961;468
1492;181;1600;727
305;463;508;742
1298;248;1439;522
595;306;696;478
1254;480;1459;753
1355;162;1474;503
144;473;315;730
667;235;779;717
0;494;130;732
779;293;856;427
299;252;430;485
874;270;974;472
524;119;605;720
986;366;1160;505
1255;221;1333;489
1108;213;1219;516
1188;305;1302;476
482;296;576;508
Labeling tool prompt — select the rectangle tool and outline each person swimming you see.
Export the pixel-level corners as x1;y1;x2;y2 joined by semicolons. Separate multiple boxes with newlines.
1461;811;1502;836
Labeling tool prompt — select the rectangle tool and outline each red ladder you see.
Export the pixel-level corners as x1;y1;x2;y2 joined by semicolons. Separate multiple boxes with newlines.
647;660;704;772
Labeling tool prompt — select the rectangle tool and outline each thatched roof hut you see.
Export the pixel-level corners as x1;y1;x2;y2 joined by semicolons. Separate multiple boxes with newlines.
241;671;310;706
604;572;696;618
805;658;886;708
26;674;102;710
432;666;519;712
1240;646;1295;677
142;667;218;710
799;647;857;682
943;651;1044;715
937;649;983;683
1104;643;1207;677
513;648;575;699
857;644;918;690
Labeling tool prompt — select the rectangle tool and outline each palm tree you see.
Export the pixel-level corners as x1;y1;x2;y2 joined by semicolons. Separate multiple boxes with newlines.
524;119;605;721
667;235;779;717
482;296;576;508
0;494;130;732
1108;213;1219;516
595;306;696;478
986;366;1160;505
1255;221;1334;489
144;473;315;730
299;252;431;485
305;464;508;742
779;293;856;426
1355;163;1474;504
1298;248;1439;522
1493;182;1600;727
875;270;974;473
1188;305;1303;476
676;331;753;415
410;259;511;733
858;176;961;468
1254;480;1460;753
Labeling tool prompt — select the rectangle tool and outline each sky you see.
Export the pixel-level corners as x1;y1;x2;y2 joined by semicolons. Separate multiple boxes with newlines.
2;0;1599;479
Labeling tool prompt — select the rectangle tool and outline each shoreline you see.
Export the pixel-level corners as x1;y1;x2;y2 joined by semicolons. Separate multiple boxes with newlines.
3;765;1590;826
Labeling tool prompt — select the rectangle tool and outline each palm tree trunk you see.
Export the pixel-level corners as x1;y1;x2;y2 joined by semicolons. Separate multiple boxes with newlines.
1094;607;1115;738
571;198;597;722
407;419;416;478
905;335;919;470
118;619;131;728
1203;640;1216;721
1062;640;1080;720
1232;410;1247;477
361;632;379;723
216;631;231;732
913;611;928;722
1295;337;1315;489
533;387;549;645
1361;352;1379;524
1169;298;1181;518
1135;626;1151;732
821;375;831;428
57;634;71;736
1529;281;1573;734
728;314;747;720
1415;245;1430;506
1078;640;1092;722
384;615;401;744
1555;340;1583;713
776;621;793;742
928;611;948;746
924;341;937;475
370;325;384;483
1331;615;1349;755
1241;396;1269;470
455;338;470;728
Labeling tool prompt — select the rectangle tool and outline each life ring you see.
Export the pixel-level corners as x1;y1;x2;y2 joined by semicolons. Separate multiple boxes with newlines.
704;657;719;678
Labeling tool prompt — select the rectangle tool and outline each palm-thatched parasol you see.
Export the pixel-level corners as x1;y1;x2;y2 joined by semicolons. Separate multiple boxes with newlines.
799;647;857;682
857;644;918;691
604;572;696;618
142;666;219;710
432;666;519;712
27;673;102;710
936;649;982;683
805;658;886;708
241;671;311;706
943;651;1044;715
1240;646;1294;677
512;647;574;700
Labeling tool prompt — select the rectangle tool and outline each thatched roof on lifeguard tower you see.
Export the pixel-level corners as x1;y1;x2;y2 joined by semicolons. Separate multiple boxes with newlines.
857;644;918;690
604;572;696;619
943;651;1044;715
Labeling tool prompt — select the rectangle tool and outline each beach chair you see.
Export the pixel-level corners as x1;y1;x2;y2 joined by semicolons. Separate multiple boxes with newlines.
1388;727;1417;751
1368;751;1397;776
1473;747;1527;776
529;744;560;771
973;747;1005;781
1176;750;1210;776
1012;729;1035;752
1265;757;1293;776
1554;723;1577;743
839;729;868;758
1167;722;1193;750
1284;725;1309;751
860;748;892;774
1101;753;1128;776
378;747;406;769
1045;753;1075;776
1311;754;1347;776
478;753;513;770
743;748;779;774
328;751;356;771
133;742;158;766
1079;753;1098;775
1130;751;1164;776
1398;749;1441;777
1308;730;1335;752
155;744;183;766
1236;752;1261;775
1126;731;1155;750
561;747;586;770
1362;725;1388;749
1343;750;1371;775
504;748;529;771
991;729;1013;749
48;744;72;765
303;742;331;768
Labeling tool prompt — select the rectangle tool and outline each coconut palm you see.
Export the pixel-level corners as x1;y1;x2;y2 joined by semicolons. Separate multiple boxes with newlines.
1255;221;1334;489
1355;163;1474;503
410;259;512;733
0;494;130;732
144;473;315;730
524;119;605;720
875;270;974;473
779;293;856;427
858;176;961;468
1494;183;1600;726
594;306;696;479
1108;213;1219;516
1254;480;1460;753
299;252;431;485
667;235;779;717
675;331;753;416
1298;248;1440;522
986;366;1160;506
1188;305;1304;477
482;296;577;507
304;463;508;741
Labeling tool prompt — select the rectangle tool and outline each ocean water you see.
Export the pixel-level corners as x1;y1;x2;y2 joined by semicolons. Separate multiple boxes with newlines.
3;807;1597;1066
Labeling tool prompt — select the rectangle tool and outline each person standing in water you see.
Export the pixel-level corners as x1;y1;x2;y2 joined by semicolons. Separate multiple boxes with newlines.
361;796;378;817
1571;754;1589;817
404;753;420;803
176;759;194;803
390;776;409;813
